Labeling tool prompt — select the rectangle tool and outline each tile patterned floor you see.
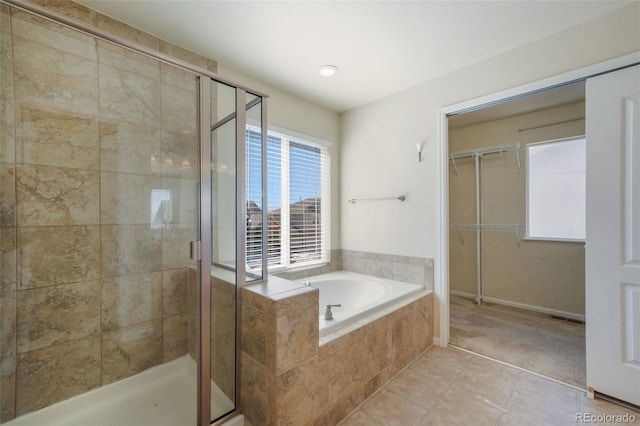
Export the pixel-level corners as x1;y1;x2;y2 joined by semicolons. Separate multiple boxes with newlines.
339;346;639;426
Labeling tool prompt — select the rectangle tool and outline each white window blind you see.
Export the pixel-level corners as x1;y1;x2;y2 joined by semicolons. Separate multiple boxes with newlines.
245;128;263;265
246;127;330;271
526;136;586;241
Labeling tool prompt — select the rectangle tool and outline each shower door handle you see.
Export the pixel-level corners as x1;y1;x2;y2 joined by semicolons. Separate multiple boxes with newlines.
190;241;202;261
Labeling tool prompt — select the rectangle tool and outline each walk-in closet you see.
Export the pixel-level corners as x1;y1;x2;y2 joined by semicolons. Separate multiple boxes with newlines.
447;82;587;388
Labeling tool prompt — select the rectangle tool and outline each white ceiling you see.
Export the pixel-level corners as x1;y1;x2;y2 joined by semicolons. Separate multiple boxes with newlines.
78;0;632;113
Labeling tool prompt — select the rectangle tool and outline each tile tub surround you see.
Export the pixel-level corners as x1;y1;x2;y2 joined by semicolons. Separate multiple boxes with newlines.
185;267;237;404
240;276;433;426
0;2;218;421
211;272;238;402
276;249;434;292
340;250;434;291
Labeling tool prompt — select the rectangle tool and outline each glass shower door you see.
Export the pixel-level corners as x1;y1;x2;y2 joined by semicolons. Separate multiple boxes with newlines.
206;80;265;423
0;5;200;424
1;3;270;425
207;80;238;423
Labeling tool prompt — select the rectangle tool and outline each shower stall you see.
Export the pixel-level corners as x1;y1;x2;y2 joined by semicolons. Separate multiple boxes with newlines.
0;1;266;424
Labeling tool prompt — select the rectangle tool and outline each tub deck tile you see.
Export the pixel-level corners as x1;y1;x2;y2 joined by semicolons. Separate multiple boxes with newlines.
241;275;433;426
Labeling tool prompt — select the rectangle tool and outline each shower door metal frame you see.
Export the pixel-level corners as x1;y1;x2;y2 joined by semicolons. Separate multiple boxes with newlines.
201;83;268;425
230;89;269;422
197;78;213;426
233;88;248;424
199;78;248;426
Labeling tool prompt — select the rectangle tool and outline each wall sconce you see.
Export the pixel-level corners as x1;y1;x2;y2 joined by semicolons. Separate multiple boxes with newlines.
416;141;425;162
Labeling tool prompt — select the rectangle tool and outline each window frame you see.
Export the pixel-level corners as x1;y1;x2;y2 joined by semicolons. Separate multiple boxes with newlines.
525;135;586;243
246;124;331;273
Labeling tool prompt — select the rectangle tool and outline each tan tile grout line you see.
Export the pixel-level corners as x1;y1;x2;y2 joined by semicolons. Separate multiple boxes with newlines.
337;344;439;425
413;349;471;425
339;343;630;426
450;344;585;421
449;344;587;393
449;305;586;392
495;362;524;426
429;346;580;426
420;346;515;426
343;344;575;426
343;345;481;425
412;353;467;425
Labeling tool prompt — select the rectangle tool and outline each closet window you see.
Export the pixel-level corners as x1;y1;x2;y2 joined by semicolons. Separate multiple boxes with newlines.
246;126;331;272
526;136;586;241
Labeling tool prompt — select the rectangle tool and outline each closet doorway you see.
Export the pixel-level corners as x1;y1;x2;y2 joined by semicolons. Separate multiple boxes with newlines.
447;82;587;388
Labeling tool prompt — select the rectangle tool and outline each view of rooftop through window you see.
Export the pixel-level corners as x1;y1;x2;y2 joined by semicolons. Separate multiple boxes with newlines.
246;128;328;270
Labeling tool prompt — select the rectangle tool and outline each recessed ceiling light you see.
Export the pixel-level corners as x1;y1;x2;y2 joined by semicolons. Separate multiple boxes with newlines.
319;65;339;77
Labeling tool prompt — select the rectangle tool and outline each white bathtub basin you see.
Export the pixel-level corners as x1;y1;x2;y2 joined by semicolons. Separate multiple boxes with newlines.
297;271;423;336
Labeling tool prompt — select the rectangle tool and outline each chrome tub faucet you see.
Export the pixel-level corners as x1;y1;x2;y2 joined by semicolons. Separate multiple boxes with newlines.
324;304;341;321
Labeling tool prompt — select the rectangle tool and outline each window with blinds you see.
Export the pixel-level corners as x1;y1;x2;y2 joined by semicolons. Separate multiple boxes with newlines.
245;128;264;266
246;127;330;272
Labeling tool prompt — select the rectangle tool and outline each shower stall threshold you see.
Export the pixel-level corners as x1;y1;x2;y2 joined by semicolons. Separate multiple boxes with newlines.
4;355;234;426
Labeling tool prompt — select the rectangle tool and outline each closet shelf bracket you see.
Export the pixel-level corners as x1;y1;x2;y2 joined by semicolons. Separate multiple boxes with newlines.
450;154;459;176
449;142;522;171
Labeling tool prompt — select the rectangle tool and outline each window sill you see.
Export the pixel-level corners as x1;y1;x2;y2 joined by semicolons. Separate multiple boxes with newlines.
269;260;330;275
524;237;585;244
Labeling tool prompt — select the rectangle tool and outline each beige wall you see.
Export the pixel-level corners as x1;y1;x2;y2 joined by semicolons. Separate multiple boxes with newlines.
339;3;640;338
449;102;586;315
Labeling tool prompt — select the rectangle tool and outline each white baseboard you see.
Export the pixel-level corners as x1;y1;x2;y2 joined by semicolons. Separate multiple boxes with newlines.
450;290;479;300
450;290;585;322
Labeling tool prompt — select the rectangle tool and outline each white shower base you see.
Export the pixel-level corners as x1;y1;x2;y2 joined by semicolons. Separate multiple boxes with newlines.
4;355;234;426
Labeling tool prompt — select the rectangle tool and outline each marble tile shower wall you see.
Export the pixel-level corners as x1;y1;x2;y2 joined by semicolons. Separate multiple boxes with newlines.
0;4;216;421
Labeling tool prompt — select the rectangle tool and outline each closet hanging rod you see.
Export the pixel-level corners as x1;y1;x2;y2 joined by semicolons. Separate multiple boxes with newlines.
349;195;406;204
518;117;584;132
449;142;520;159
451;223;523;230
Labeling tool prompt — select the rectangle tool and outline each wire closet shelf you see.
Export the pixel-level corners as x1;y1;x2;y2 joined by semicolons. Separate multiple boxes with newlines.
450;223;524;246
